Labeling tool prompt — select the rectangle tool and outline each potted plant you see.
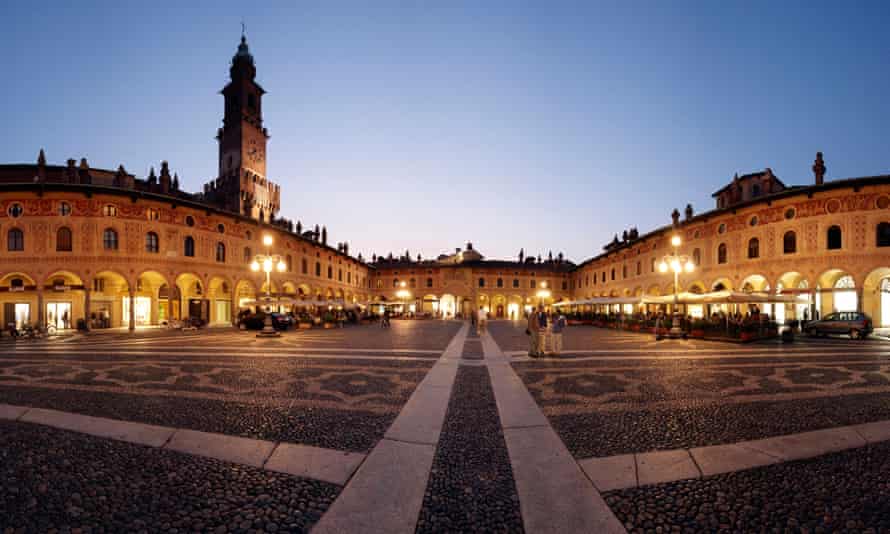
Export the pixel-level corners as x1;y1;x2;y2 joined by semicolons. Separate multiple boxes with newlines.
322;311;336;329
298;312;313;329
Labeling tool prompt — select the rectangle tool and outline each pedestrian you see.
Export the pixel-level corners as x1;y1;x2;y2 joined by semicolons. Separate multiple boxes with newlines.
477;306;487;335
536;306;548;356
527;309;539;357
62;310;69;330
551;310;566;356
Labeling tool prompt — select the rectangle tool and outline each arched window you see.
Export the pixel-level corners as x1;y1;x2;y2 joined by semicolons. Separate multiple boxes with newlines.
392;278;399;288
622;265;627;278
717;243;727;264
184;236;195;257
751;184;761;197
783;231;797;254
376;279;383;289
426;278;433;288
340;270;345;282
497;278;503;288
286;254;293;272
827;225;842;250
215;242;225;263
747;238;759;259
327;266;333;279
315;262;321;276
56;227;72;252
513;279;519;288
103;228;118;250
301;258;308;274
692;248;701;266
145;232;159;253
611;268;616;281
636;261;641;275
7;228;23;251
877;222;890;247
530;279;537;289
244;247;252;261
478;278;485;288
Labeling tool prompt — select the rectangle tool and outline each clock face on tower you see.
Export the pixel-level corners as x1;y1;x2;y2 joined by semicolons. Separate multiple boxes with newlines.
246;138;265;165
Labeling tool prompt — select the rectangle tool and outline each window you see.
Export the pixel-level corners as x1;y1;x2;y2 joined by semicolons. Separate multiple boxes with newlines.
717;243;727;264
426;278;433;288
327;266;333;279
315;262;321;276
184;236;195;257
622;265;627;278
286;254;293;272
752;184;761;197
244;247;252;261
215;242;226;262
783;231;797;254
393;278;399;288
562;281;568;290
601;272;606;282
513;279;519;288
145;232;159;253
56;227;72;252
636;261;641;275
339;270;344;282
92;278;105;292
302;258;308;274
7;228;23;251
8;203;23;218
103;228;118;250
185;215;195;227
611;268;615;281
146;208;159;221
497;278;503;288
246;230;252;241
59;202;71;216
877;223;890;247
692;248;701;266
747;238;759;259
530;280;536;289
217;224;225;234
749;215;758;227
785;208;796;220
827;225;842;250
478;278;485;288
651;258;656;272
103;205;117;217
718;223;726;234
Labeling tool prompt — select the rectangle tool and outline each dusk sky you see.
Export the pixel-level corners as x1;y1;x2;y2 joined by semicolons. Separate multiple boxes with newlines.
4;1;890;264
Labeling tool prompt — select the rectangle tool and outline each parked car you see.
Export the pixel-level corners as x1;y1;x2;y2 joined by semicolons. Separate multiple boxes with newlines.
805;312;873;339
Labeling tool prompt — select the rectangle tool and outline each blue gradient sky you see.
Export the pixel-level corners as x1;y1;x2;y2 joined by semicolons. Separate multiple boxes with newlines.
4;1;890;263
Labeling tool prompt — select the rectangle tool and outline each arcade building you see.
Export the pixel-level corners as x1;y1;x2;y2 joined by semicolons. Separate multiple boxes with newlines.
1;36;889;332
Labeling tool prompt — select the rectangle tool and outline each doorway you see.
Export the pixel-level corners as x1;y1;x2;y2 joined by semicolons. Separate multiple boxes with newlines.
46;302;72;330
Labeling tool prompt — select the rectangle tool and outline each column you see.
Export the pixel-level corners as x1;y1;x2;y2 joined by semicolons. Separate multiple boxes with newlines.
128;289;135;332
37;289;44;329
231;290;238;326
857;287;864;313
83;288;91;331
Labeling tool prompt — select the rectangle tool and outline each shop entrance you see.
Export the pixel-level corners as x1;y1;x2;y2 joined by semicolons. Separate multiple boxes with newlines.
46;302;72;330
122;296;152;326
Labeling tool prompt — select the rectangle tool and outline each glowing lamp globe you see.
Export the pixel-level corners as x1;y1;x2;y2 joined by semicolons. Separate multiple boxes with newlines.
262;234;273;247
670;235;682;247
250;261;260;272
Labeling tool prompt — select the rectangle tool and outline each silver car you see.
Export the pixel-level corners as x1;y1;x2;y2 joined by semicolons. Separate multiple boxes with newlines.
805;312;873;339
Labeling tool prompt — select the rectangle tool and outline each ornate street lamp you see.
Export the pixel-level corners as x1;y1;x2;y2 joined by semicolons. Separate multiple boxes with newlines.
658;235;695;337
535;281;552;309
250;234;287;337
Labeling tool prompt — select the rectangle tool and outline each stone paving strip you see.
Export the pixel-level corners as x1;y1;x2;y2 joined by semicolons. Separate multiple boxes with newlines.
311;322;468;534
482;333;626;534
0;403;366;486
579;419;890;492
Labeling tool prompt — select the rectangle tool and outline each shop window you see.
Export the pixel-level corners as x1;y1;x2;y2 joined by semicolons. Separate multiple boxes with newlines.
56;227;72;252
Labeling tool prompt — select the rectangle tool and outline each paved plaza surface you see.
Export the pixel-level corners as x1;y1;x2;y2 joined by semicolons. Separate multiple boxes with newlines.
3;320;890;532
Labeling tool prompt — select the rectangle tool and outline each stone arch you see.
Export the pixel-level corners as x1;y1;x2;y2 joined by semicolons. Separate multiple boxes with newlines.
710;277;733;292
816;268;857;316
207;275;233;325
863;267;890;327
739;274;769;293
175;272;207;322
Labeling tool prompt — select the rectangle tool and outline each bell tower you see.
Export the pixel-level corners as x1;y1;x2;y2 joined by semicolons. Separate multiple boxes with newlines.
206;32;279;220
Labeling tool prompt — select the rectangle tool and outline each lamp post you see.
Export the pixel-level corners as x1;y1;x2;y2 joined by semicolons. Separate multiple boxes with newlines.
658;235;695;337
250;234;287;337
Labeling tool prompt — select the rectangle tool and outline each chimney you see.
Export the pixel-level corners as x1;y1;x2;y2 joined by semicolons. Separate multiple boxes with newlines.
159;161;171;194
671;208;680;227
813;152;826;185
685;204;694;221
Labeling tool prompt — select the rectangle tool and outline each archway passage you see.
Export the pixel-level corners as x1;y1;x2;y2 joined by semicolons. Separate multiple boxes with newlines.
92;270;129;329
817;269;857;316
176;273;207;323
0;272;38;329
863;268;890;327
42;271;86;331
208;276;233;325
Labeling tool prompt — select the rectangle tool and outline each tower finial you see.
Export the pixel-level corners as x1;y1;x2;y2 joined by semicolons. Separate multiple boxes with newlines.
241;20;246;42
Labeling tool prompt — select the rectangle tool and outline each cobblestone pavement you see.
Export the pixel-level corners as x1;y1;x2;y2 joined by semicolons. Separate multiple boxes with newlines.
0;420;339;533
604;440;890;533
488;321;890;457
415;364;524;533
0;322;460;453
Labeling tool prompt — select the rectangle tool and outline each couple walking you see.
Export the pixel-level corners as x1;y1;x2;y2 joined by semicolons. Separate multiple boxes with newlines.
527;306;566;357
